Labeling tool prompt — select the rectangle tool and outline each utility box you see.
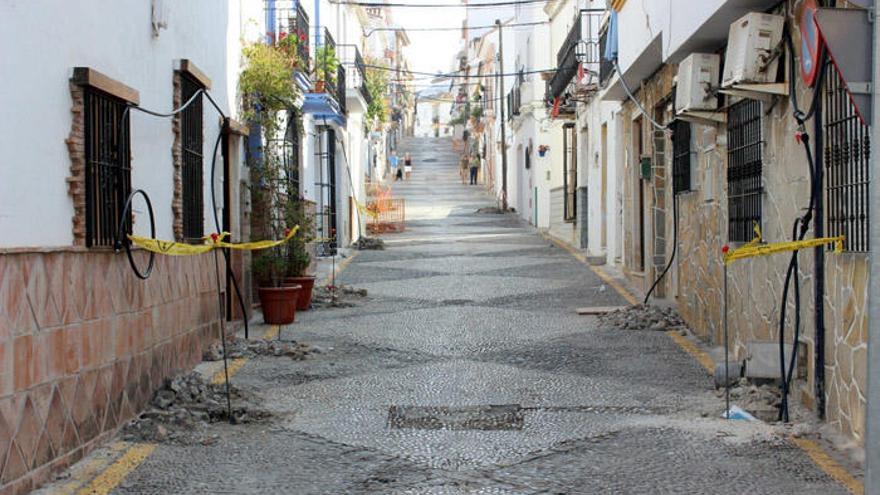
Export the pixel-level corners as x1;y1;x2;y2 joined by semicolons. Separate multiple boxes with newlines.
676;53;721;113
744;341;794;380
722;12;785;88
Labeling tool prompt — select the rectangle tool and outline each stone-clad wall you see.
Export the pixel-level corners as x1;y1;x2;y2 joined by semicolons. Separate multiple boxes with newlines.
619;44;868;442
0;250;221;494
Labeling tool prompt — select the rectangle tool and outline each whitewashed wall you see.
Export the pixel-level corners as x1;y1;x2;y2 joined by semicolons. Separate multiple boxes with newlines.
0;0;241;248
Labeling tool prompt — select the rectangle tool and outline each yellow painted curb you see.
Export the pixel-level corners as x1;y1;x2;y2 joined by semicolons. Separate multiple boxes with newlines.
210;357;247;385
49;442;130;495
262;324;280;340
538;231;639;306
666;330;716;374
320;251;360;287
790;437;864;494
76;443;156;495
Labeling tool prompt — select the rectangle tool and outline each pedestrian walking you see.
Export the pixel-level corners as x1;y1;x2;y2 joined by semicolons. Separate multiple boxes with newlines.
404;152;413;180
390;151;402;182
469;153;479;185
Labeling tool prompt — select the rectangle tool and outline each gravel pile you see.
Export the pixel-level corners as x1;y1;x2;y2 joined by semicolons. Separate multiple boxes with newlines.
311;285;368;309
203;338;312;361
719;378;782;422
598;304;685;331
354;237;385;250
122;372;271;445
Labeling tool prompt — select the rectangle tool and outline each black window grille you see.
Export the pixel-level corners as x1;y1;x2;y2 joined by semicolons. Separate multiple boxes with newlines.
180;73;204;240
563;123;577;221
672;119;692;194
727;98;763;243
824;64;870;252
84;88;131;248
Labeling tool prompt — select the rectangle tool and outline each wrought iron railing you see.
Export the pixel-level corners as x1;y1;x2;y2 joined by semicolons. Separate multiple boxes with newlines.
337;62;347;115
355;48;371;104
264;0;310;73
547;9;604;101
599;24;614;86
317;29;338;97
507;79;521;120
339;45;371;106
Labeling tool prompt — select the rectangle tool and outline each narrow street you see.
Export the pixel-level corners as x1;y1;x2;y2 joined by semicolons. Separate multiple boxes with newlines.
106;137;849;494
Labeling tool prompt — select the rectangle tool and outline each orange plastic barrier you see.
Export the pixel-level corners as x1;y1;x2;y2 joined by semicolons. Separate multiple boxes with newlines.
367;198;406;234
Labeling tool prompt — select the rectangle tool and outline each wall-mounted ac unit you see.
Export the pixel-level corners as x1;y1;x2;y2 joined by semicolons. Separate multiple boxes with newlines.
722;12;784;88
676;53;721;114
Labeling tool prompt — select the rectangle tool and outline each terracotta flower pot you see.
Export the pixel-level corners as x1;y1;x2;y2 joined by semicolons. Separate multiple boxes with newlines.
257;285;301;325
284;276;317;311
315;80;325;93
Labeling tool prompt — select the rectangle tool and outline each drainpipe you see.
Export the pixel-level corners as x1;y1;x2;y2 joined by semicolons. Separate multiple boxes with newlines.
864;0;879;491
314;0;321;48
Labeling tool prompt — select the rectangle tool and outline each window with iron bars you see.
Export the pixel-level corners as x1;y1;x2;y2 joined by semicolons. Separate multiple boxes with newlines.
84;88;131;248
180;73;205;240
672;119;692;194
824;64;870;252
563;123;577;221
727;98;763;243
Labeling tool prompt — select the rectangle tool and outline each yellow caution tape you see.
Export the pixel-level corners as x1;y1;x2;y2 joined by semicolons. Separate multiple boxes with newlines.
128;226;299;256
723;224;844;265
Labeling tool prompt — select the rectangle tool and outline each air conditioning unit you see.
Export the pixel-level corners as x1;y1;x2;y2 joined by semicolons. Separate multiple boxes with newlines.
676;53;720;113
722;12;784;88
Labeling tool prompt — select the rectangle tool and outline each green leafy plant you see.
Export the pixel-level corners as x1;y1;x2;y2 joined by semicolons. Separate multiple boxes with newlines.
314;45;339;87
284;200;315;277
365;56;389;128
239;40;302;136
470;106;484;120
252;250;288;287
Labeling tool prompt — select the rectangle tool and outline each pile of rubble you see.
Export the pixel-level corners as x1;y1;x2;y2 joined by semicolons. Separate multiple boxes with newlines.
354;237;385;250
718;378;783;423
122;372;271;444
203;337;311;362
311;284;368;309
597;304;685;331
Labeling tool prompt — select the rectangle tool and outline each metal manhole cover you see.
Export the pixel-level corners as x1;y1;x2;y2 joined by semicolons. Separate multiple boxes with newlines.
388;405;524;431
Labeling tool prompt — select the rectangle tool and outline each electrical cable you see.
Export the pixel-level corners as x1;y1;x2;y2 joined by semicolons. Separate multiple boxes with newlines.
365;63;568;79
365;20;547;36
115;189;156;280
331;0;547;7
612;59;668;131
776;26;828;422
643;192;678;304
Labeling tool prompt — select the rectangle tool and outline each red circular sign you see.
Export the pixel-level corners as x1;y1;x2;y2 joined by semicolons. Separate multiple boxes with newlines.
799;0;822;87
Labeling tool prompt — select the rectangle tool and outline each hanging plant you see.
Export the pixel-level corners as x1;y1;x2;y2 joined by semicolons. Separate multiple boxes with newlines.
239;40;302;136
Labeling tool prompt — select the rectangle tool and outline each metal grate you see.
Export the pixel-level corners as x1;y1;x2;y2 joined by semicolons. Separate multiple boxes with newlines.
727;99;763;243
180;73;204;240
283;112;301;197
824;64;870;252
84;88;131;248
672;120;692;194
563;123;577;221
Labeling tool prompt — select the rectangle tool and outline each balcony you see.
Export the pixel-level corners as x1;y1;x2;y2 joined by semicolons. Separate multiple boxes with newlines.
339;45;372;113
546;9;604;107
264;0;310;89
303;28;346;127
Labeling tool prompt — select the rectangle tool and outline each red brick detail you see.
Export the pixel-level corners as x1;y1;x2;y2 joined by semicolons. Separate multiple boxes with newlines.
65;83;87;246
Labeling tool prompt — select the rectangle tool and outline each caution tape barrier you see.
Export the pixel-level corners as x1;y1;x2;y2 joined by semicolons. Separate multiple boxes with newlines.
128;226;299;256
723;225;844;265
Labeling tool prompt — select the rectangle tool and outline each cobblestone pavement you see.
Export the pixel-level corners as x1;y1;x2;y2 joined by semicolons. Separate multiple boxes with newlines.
112;137;848;494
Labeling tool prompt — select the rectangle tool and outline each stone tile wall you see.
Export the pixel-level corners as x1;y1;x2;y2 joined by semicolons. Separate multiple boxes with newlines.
0;250;221;494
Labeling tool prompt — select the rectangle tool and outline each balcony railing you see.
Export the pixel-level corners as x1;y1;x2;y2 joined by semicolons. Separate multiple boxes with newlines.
339;45;372;106
264;0;310;73
337;62;347;115
547;9;604;102
316;29;337;94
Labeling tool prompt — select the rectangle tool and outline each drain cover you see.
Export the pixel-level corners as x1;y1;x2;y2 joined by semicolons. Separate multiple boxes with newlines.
388;405;524;431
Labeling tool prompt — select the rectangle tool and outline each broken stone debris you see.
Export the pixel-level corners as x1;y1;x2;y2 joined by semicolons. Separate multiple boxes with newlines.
311;284;368;309
597;304;685;331
718;377;782;423
203;337;311;362
354;236;385;250
122;372;271;445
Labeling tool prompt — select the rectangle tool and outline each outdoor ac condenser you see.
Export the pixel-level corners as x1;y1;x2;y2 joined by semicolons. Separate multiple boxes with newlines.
675;53;720;113
721;12;784;88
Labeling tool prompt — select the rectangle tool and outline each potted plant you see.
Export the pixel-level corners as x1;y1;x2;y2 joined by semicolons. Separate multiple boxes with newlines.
282;199;317;310
314;45;339;93
538;144;550;157
253;247;302;325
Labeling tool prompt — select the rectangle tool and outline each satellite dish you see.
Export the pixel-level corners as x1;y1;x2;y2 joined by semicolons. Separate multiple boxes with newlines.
798;0;821;87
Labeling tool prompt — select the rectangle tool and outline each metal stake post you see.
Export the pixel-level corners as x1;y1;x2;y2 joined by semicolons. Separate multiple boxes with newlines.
724;262;730;418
